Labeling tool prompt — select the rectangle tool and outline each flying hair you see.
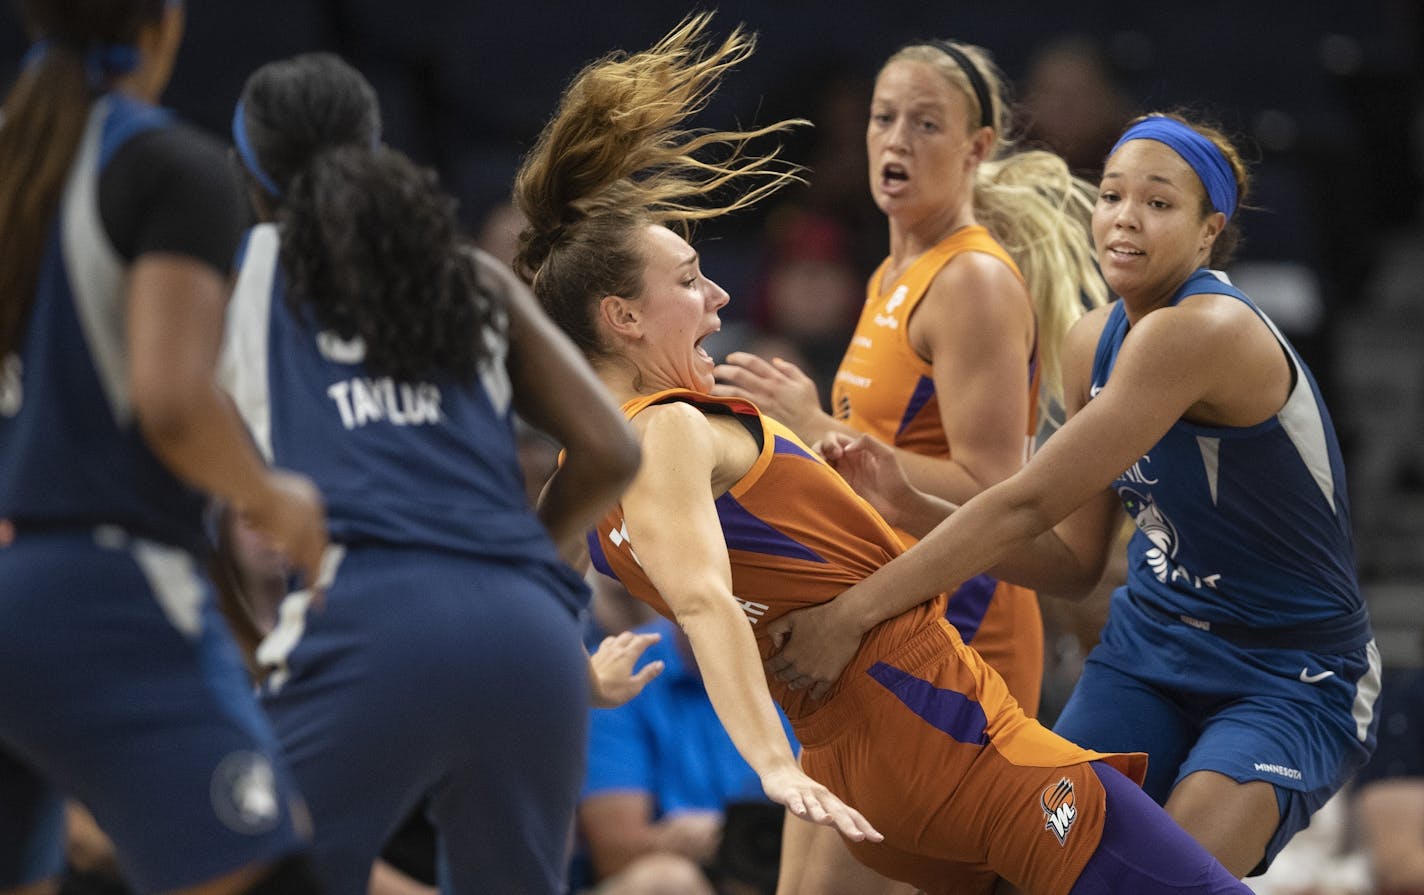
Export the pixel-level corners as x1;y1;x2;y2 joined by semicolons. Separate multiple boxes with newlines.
512;13;806;357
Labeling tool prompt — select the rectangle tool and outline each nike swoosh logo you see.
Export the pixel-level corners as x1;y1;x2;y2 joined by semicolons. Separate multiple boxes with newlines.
1299;668;1336;683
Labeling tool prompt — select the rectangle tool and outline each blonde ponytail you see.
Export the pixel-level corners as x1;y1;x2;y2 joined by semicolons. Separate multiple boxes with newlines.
973;150;1107;424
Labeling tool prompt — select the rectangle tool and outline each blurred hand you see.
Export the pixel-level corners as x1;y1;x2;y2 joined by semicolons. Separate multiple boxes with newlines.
759;764;882;843
589;629;665;708
712;352;825;439
240;470;328;604
763;600;864;702
656;810;724;863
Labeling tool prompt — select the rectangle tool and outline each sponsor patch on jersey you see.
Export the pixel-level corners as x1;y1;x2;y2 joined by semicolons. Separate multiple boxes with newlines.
211;751;281;835
1041;777;1077;846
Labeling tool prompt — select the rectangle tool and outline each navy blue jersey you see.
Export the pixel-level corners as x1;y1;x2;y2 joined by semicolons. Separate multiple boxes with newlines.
0;96;220;551
222;224;568;577
1092;268;1362;630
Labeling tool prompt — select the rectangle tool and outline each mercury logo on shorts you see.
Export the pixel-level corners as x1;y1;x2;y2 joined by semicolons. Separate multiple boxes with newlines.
1041;777;1077;846
211;751;281;835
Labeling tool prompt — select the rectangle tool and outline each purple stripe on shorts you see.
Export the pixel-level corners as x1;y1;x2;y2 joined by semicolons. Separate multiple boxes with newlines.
867;661;988;745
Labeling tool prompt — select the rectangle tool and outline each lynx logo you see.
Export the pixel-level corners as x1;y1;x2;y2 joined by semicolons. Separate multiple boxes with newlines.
1116;485;1223;590
1117;485;1179;581
210;752;281;835
0;354;21;417
1041;777;1077;846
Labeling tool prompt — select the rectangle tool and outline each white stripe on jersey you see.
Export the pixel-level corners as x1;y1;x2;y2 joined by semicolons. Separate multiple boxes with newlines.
128;530;205;639
221;224;279;460
1246;283;1337;514
62;99;130;425
1353;640;1382;742
255;543;345;693
1196;436;1220;506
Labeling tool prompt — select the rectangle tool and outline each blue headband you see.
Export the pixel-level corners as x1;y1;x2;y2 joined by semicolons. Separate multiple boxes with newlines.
1108;116;1237;218
231;99;283;197
22;39;140;89
925;40;993;129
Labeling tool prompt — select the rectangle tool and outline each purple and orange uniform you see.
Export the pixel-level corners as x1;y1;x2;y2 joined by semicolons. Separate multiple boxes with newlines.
587;389;1145;895
831;225;1045;714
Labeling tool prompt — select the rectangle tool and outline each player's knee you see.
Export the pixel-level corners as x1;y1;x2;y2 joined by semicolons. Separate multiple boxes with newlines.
240;855;323;895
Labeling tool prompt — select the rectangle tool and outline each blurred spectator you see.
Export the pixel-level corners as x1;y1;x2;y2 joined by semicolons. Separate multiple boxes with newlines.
473;199;527;271
1019;34;1134;179
577;617;791;895
1240;789;1371;895
586;575;659;649
743;207;863;397
1353;656;1424;895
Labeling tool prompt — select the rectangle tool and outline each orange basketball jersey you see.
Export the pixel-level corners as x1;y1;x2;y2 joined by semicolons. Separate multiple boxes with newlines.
586;389;1146;894
587;388;941;723
831;224;1037;454
829;226;1045;714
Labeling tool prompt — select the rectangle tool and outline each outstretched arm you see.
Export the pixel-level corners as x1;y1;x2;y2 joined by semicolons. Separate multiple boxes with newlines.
621;402;880;843
768;303;1238;694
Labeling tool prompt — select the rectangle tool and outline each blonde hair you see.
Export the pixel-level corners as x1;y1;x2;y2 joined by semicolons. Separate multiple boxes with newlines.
513;14;805;358
883;42;1108;424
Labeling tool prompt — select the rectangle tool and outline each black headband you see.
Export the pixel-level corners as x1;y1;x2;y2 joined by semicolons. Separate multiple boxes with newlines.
925;40;994;129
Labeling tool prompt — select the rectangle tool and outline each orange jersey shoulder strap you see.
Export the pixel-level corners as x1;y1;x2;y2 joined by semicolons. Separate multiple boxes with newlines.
832;226;1026;455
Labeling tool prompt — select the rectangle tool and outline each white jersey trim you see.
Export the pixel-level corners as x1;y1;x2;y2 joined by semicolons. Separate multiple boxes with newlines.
1208;270;1337;513
1196;436;1221;506
127;530;205;640
255;543;345;693
62;99;131;425
221;224;279;461
1353;640;1382;742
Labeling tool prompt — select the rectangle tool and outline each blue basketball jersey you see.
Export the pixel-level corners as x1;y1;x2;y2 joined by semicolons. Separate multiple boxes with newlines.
222;225;569;582
1091;269;1362;631
0;95;208;551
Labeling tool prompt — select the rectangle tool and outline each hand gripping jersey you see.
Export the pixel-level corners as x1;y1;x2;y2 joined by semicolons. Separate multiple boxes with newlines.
828;225;1044;713
588;389;1146;895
